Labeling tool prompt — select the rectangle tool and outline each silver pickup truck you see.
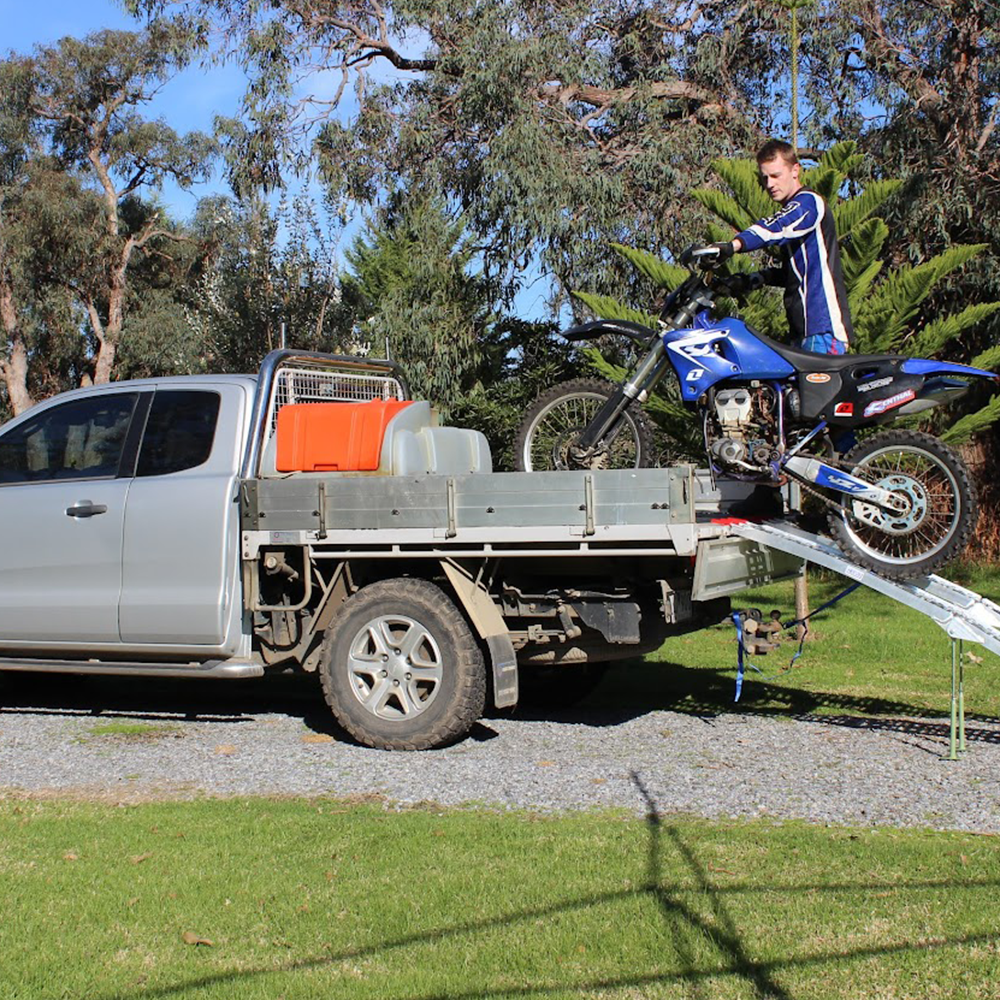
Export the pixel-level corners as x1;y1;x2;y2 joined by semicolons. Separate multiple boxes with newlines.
0;350;800;749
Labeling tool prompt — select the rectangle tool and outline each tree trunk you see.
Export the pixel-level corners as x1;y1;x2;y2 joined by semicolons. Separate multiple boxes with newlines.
0;282;34;414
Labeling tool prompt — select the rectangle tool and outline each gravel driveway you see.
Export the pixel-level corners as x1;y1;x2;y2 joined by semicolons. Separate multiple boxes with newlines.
2;669;1000;832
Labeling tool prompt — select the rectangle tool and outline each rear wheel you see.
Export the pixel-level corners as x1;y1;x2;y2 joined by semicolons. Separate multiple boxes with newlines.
827;430;976;580
513;378;655;472
319;578;486;750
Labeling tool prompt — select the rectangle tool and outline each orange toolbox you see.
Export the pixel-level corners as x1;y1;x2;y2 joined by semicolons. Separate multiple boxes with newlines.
275;400;412;472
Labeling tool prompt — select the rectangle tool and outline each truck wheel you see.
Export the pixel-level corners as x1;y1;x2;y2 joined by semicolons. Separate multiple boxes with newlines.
319;578;486;750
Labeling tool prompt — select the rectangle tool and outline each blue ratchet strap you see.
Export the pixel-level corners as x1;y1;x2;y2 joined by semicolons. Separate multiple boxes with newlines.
782;581;862;667
732;612;746;702
731;613;780;702
733;581;862;702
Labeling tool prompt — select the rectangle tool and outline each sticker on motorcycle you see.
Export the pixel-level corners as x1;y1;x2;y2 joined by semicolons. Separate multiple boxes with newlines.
858;376;893;393
834;402;854;417
805;373;831;383
666;330;727;361
863;389;916;418
815;467;872;493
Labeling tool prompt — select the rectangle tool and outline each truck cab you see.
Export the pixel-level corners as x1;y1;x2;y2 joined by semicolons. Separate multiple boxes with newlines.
0;377;252;657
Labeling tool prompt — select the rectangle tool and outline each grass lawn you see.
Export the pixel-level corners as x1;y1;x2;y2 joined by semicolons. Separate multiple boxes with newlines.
619;564;1000;723
2;797;1000;1000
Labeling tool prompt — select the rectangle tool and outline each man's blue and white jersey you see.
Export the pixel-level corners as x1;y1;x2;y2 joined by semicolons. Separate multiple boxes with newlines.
735;189;853;346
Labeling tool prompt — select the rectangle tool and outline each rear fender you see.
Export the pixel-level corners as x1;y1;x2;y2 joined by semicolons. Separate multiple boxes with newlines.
895;377;970;416
900;359;996;379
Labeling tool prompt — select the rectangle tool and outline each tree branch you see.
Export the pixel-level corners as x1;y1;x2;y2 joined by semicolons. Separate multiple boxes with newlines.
536;80;733;118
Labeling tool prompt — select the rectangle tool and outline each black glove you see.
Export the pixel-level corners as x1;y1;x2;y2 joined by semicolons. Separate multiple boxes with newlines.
721;271;765;296
690;242;736;269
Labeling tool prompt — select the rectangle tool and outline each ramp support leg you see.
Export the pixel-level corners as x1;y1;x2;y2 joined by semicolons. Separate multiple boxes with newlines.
946;639;967;761
959;639;967;754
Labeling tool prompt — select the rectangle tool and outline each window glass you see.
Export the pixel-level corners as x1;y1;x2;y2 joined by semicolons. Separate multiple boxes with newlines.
137;390;221;477
0;394;138;485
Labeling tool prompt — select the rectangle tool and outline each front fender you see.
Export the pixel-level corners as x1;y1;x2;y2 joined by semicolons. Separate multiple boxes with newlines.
563;320;656;344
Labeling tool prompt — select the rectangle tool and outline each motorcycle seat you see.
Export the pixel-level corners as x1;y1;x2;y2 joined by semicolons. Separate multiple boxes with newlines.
753;330;902;372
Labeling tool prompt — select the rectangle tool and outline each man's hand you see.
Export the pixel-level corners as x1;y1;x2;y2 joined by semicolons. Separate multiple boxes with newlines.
719;271;765;296
690;242;736;268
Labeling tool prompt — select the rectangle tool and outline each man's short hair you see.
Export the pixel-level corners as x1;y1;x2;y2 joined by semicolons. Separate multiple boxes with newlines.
756;139;798;166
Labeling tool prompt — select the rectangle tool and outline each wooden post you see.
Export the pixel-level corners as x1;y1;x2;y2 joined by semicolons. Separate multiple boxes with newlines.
795;567;810;643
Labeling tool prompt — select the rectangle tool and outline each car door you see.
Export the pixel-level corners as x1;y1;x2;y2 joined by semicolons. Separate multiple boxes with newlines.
119;384;247;649
0;391;143;646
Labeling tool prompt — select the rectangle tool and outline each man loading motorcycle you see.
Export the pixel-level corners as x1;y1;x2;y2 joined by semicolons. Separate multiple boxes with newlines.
705;138;854;357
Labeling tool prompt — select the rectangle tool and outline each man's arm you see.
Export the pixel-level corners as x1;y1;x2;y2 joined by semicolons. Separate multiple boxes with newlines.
732;192;823;253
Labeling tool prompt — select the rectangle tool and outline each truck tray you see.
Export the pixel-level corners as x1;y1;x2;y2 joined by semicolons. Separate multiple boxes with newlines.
242;467;697;538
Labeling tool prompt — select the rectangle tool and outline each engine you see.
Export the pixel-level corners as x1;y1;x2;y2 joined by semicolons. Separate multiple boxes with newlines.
705;384;781;474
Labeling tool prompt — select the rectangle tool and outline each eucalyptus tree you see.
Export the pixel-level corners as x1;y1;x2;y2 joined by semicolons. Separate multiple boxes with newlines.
186;194;364;374
128;0;792;306
0;20;216;411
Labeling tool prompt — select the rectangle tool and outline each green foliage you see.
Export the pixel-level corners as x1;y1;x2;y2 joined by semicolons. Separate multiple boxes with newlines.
609;244;687;292
854;244;989;354
125;0;1000;384
832;181;903;239
910;304;1000;359
449;318;573;471
941;396;1000;445
133;0;768;306
814;141;860;174
571;292;658;329
0;23;216;408
688;187;755;235
344;192;496;422
972;345;1000;372
707;157;774;221
840;217;887;286
184;195;361;375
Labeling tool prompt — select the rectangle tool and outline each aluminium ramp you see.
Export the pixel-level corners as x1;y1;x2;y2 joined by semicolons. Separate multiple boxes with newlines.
723;519;1000;658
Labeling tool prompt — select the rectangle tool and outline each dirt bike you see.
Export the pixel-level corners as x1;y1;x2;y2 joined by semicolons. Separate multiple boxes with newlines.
513;245;997;580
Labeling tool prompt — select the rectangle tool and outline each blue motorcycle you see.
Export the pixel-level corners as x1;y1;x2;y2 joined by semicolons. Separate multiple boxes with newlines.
513;245;997;579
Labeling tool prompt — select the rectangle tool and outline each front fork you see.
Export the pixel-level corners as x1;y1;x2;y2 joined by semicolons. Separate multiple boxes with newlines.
572;340;671;454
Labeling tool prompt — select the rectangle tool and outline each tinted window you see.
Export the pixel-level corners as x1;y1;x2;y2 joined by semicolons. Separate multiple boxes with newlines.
137;390;221;477
0;394;138;485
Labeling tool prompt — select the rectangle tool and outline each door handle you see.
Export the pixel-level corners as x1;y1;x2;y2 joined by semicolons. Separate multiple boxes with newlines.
65;501;109;518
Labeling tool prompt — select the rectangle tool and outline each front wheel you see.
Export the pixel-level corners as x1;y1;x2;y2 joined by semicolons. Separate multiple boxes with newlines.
319;578;486;750
827;429;976;581
513;378;655;472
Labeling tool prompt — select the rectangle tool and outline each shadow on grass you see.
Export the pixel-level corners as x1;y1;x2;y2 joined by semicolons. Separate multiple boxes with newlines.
797;713;1000;746
92;773;1000;1000
509;655;1000;740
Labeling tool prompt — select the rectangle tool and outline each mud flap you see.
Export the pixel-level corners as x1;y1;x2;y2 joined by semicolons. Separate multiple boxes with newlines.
440;559;519;708
486;634;519;708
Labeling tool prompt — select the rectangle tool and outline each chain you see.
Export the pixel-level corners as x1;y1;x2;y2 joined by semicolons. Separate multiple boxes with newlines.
786;469;847;514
